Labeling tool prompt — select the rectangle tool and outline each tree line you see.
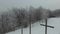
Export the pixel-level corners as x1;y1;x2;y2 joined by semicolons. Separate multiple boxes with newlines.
0;6;60;34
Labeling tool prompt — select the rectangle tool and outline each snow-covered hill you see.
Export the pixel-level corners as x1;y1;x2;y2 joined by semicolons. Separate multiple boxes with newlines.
6;18;60;34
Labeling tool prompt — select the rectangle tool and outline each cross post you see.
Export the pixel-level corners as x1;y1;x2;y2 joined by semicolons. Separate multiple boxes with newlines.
45;18;47;34
40;18;54;34
29;14;31;34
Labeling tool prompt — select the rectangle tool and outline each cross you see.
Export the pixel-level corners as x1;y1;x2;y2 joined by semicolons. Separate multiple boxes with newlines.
40;18;54;34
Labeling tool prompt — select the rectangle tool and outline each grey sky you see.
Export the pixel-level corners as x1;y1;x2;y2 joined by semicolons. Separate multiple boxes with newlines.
0;0;60;11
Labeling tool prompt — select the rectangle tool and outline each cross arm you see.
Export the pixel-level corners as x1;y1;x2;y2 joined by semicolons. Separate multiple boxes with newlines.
40;24;54;28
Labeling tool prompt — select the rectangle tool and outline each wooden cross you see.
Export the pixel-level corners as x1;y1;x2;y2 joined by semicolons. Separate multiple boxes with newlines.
40;19;54;34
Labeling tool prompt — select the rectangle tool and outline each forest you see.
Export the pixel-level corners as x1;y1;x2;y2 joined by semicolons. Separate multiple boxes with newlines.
0;6;60;34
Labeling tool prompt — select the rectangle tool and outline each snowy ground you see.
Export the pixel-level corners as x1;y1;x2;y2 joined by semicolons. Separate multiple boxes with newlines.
6;18;60;34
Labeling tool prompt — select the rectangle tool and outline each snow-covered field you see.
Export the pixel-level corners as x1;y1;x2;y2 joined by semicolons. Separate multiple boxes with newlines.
6;18;60;34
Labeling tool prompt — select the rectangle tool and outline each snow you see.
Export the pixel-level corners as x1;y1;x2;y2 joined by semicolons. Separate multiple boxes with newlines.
6;18;60;34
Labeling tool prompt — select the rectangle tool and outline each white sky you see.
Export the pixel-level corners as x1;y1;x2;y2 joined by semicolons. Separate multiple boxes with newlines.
0;0;60;11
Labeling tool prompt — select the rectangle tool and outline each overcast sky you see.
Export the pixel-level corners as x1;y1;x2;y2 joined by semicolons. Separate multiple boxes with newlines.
0;0;60;11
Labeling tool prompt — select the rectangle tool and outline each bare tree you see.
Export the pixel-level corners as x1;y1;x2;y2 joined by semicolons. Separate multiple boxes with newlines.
10;8;30;34
0;12;17;34
12;8;28;27
0;12;10;34
28;6;42;24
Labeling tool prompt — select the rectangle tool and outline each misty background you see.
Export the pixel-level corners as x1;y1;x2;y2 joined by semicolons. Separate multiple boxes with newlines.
0;0;60;34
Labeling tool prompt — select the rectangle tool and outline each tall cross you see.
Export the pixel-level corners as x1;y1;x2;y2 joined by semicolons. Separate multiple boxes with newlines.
40;18;54;34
